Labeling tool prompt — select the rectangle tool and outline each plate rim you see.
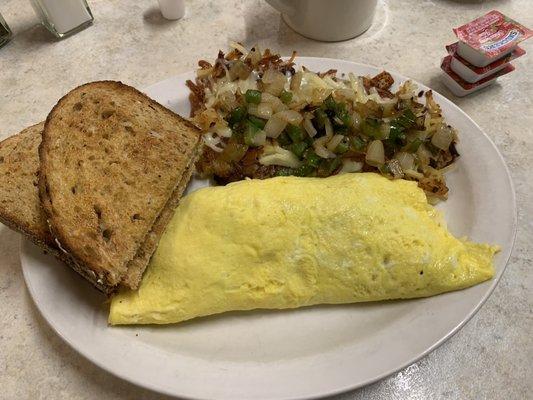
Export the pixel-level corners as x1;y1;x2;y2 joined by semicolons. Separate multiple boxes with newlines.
20;57;517;400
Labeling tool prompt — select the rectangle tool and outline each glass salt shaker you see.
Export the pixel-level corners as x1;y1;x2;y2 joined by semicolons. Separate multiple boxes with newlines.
30;0;94;39
0;12;12;48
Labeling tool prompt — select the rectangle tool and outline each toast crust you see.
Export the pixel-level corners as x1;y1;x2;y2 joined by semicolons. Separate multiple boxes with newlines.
0;123;57;248
39;81;201;293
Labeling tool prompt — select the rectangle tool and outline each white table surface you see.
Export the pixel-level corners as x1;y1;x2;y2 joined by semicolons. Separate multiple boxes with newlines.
0;1;531;399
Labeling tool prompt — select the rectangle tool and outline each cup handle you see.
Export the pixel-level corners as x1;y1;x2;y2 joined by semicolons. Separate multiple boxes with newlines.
265;0;297;16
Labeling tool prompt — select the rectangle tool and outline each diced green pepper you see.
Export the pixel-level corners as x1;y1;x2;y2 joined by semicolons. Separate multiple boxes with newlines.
337;110;352;127
350;136;366;151
317;157;342;177
335;140;349;154
328;157;342;174
324;95;337;110
293;164;315;177
396;108;416;128
314;108;328;129
243;121;260;145
360;117;381;138
388;123;406;145
245;89;262;104
285;124;305;143
228;106;247;126
248;115;266;129
275;168;293;176
279;90;293;104
405;138;422;153
287;142;308;158
303;148;321;167
277;132;292;147
378;164;390;175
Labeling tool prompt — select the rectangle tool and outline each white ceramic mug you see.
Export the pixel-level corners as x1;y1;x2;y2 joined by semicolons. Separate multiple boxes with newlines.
266;0;378;42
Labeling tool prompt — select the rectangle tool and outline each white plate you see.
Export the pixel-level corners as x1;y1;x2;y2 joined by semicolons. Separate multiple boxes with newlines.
21;58;517;400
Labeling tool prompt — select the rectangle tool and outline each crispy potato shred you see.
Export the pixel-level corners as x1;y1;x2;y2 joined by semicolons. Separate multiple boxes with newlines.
187;44;459;199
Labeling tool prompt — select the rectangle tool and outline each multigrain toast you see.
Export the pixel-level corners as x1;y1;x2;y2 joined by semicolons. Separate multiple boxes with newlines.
0;120;199;293
0;123;59;253
38;81;201;293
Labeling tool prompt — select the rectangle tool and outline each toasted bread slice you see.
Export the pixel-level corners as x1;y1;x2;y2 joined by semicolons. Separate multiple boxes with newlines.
39;81;201;293
0;123;58;252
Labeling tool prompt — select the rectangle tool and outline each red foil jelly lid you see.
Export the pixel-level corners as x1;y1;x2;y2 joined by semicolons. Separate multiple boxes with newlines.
446;42;526;75
441;55;515;90
453;10;532;57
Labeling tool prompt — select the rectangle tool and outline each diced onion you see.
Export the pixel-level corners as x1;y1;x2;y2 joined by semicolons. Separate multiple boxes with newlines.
261;92;287;113
252;130;267;146
275;110;303;125
334;88;356;101
395;151;415;171
303;117;317;137
417;144;431;167
323;76;343;89
197;67;213;78
431;125;454;150
256;102;273;119
202;132;224;152
246;47;261;66
381;100;397;117
261;92;279;104
213;125;232;138
327;134;344;152
259;145;302;168
229;41;248;56
339;159;364;174
262;69;281;84
265;81;285;96
313;136;336;159
264;115;288;138
290;72;303;91
366;140;385;166
351;111;362;128
404;169;424;179
247;103;258;116
379;122;390;140
217;91;237;111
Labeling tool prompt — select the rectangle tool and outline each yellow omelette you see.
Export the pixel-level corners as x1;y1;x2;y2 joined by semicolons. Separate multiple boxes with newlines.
109;173;498;325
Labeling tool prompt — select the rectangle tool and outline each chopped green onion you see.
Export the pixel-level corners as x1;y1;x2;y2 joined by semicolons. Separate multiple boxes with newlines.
288;142;308;158
228;106;247;126
248;115;266;129
245;89;262;104
279;90;293;104
285;124;305;143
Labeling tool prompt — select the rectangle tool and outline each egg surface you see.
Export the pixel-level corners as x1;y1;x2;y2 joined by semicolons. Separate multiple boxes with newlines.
109;173;498;325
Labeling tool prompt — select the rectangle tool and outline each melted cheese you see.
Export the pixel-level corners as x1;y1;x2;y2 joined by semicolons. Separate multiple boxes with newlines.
109;173;498;325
